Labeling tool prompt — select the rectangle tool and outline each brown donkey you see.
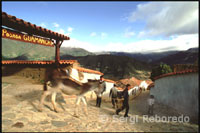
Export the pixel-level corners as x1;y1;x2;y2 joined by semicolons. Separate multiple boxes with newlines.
38;64;101;116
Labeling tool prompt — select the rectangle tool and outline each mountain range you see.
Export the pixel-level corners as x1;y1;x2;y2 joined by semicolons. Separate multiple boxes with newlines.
95;48;198;65
2;38;198;80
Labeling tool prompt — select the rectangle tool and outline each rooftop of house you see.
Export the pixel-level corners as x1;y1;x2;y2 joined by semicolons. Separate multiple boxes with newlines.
75;66;103;75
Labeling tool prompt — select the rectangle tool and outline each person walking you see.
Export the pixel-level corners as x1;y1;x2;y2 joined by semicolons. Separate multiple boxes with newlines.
147;95;155;115
95;75;106;107
116;84;131;117
109;84;118;108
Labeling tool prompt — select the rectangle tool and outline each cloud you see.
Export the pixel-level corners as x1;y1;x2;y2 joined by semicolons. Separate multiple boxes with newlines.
127;2;198;37
124;27;135;38
90;32;97;37
101;32;107;39
56;29;65;34
61;38;102;52
53;22;59;28
67;27;73;32
105;34;198;53
61;34;198;53
39;22;47;28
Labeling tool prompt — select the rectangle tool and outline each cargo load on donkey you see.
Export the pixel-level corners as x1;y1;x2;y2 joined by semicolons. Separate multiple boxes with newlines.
115;91;124;110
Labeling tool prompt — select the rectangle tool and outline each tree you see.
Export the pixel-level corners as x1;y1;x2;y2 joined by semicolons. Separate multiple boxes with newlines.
150;63;172;81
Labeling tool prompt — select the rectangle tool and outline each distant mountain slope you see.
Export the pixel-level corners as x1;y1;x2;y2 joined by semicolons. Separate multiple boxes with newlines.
2;38;198;79
60;47;94;56
61;54;152;80
2;38;94;60
2;38;55;60
95;48;198;65
152;48;199;65
95;51;180;63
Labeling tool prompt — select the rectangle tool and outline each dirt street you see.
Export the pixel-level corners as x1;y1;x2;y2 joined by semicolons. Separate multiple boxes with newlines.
2;76;198;132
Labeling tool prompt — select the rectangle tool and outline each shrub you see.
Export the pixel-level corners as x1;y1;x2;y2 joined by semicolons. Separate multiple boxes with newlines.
150;63;172;81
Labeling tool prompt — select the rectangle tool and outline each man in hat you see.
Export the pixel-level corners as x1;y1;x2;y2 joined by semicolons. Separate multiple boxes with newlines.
109;84;118;108
95;75;106;107
116;84;131;117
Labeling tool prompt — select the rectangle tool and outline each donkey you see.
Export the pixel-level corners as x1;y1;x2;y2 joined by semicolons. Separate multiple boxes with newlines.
38;64;101;116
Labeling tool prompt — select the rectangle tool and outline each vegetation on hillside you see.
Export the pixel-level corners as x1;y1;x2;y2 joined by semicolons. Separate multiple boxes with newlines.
150;63;173;81
2;38;93;60
2;38;55;60
65;55;152;80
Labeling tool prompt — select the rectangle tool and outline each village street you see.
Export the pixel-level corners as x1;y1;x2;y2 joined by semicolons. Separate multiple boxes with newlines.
2;76;198;132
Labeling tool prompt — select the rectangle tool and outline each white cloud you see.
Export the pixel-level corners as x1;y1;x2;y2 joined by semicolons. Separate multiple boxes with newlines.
53;22;59;28
61;38;102;52
90;32;97;37
39;22;47;28
127;2;198;37
101;32;107;39
61;34;198;53
105;34;198;53
67;27;73;32
124;27;135;38
56;29;65;34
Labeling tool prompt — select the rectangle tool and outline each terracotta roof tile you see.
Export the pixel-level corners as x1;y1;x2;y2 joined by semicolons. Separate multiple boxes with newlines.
147;83;155;90
154;69;198;80
2;12;70;40
118;77;142;88
145;80;153;85
75;66;103;75
2;60;76;65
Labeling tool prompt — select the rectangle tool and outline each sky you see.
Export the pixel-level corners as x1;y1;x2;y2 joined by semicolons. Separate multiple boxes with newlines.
2;1;199;53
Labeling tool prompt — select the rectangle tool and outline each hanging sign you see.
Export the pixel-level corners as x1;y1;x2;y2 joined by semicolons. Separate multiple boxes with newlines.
2;28;54;47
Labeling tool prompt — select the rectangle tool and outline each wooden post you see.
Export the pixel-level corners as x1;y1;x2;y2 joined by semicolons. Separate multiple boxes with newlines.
55;40;63;66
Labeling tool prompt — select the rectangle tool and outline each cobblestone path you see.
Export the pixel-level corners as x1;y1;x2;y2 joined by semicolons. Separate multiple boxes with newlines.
2;76;198;132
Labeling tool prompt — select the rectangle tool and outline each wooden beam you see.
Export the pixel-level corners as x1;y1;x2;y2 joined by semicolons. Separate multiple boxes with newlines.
55;40;63;65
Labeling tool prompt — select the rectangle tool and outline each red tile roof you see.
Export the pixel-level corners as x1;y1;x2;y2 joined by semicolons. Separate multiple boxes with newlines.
145;79;153;85
154;69;198;80
130;77;142;86
2;12;70;40
147;83;155;90
118;77;142;88
75;66;103;75
1;60;77;65
103;79;116;83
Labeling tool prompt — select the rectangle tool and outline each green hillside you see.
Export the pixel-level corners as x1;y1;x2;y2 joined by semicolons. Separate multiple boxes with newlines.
2;38;152;80
61;54;152;80
2;38;55;60
2;38;93;60
60;47;94;56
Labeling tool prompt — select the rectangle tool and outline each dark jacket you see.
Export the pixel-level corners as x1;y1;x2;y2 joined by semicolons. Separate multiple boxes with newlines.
122;88;129;103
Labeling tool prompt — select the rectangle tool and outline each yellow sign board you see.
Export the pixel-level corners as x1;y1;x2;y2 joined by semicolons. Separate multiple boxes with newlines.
2;28;54;47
